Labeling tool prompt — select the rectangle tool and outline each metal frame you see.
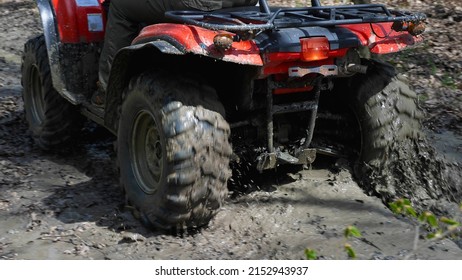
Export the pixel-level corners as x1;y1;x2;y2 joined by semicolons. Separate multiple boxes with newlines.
165;0;426;35
255;74;322;171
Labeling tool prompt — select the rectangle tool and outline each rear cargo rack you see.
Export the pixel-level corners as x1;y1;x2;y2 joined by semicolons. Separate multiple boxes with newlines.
165;0;426;33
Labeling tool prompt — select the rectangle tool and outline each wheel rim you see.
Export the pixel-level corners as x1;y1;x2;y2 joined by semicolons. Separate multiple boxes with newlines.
131;110;163;194
29;64;46;125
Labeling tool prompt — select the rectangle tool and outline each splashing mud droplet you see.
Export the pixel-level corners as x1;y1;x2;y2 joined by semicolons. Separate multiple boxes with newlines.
357;135;462;215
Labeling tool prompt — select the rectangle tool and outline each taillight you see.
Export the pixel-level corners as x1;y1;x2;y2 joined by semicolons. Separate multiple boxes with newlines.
300;37;330;62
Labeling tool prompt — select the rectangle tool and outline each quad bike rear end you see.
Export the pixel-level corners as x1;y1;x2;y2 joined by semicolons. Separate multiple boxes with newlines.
22;0;427;230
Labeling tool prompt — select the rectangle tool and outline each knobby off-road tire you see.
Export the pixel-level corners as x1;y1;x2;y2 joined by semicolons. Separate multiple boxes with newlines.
347;59;426;201
118;71;232;230
351;60;423;163
344;59;462;212
21;35;81;149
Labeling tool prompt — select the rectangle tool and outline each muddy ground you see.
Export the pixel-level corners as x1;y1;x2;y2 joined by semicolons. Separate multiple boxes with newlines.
1;0;462;260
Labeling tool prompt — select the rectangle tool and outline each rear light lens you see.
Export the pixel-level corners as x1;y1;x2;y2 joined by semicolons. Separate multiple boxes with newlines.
300;37;330;62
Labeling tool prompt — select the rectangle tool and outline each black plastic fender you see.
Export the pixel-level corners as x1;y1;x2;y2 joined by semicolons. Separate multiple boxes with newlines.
35;0;84;105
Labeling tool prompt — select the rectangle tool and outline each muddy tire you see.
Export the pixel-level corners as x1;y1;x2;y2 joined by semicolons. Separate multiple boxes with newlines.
350;60;423;163
21;35;81;149
117;71;232;230
347;60;425;199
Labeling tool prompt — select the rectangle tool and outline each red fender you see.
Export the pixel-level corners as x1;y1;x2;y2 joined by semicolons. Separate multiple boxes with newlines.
133;23;264;66
340;22;423;54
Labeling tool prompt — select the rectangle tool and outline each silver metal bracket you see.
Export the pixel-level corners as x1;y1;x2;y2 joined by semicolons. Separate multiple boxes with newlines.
288;65;338;78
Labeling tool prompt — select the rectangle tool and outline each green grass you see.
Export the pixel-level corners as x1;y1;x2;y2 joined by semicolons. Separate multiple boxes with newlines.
441;73;458;89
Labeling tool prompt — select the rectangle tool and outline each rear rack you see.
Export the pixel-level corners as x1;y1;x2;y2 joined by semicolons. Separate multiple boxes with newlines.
165;0;426;34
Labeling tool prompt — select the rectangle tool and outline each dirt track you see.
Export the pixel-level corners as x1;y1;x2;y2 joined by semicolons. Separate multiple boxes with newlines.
1;0;462;260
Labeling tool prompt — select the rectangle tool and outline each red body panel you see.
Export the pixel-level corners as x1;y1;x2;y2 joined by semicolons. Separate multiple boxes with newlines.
52;0;106;43
133;24;264;66
133;22;420;74
341;22;423;54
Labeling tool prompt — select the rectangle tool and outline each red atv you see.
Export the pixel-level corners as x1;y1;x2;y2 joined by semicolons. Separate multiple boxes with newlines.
22;0;426;230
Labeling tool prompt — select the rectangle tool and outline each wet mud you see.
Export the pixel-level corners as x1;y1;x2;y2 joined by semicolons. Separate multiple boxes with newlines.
358;136;462;215
1;0;461;260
